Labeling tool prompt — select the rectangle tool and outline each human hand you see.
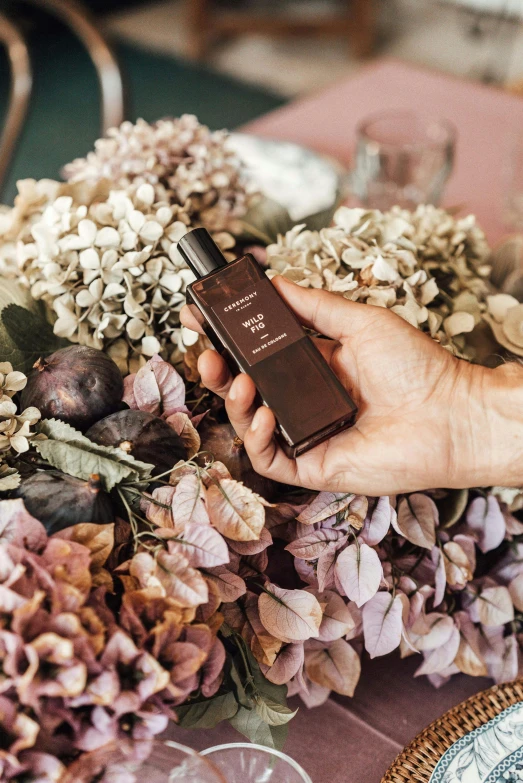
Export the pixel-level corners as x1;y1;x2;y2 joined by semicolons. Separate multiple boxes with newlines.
181;276;523;495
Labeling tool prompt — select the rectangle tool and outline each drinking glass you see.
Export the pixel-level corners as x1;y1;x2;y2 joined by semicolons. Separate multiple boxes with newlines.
201;742;313;783
503;131;523;229
350;110;456;210
60;739;227;783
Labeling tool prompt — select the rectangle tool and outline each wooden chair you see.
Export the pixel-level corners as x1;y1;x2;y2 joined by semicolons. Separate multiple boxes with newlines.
185;0;375;61
0;0;124;198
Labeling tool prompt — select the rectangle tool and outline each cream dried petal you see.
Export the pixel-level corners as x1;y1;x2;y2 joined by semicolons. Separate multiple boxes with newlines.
78;218;97;245
139;221;163;243
444;312;475;338
181;326;199;347
420;278;439;305
4;371;27;393
502;304;523;348
128;209;146;233
371;254;397;283
136;183;155;206
141;335;161;356
79;248;100;270
95;226;120;248
126;317;146;340
487;293;520;323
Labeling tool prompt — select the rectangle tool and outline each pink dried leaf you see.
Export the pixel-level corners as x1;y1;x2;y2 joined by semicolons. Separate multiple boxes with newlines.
415;626;460;676
258;583;322;643
165;523;229;569
165;412;200;458
142;486;177;531
454;611;488;677
227;526;273;555
122;373;137;408
285;529;346;561
394;494;438;550
201;638;226;698
310;589;355;643
172;472;210;529
297;492;354;526
335;542;382;607
360;496;393;546
133;363;162;414
431;547;446;608
204;565;246;602
149;355;187;415
509;572;523;612
261;643;305;685
466;495;506;553
0;498;47;552
130;550;208;607
305;638;361;697
409;613;455;650
316;543;338;592
362;592;403;658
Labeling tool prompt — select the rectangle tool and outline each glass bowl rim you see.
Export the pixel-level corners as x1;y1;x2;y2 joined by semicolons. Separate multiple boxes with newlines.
356;109;457;151
200;742;313;783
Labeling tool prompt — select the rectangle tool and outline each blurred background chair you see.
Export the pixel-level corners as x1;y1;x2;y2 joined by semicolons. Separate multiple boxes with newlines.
185;0;376;61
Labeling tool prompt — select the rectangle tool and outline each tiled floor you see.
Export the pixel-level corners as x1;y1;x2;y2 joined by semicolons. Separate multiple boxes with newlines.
104;0;523;97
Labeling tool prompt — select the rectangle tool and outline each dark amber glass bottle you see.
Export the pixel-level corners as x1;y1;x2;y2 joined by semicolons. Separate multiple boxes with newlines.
179;228;357;458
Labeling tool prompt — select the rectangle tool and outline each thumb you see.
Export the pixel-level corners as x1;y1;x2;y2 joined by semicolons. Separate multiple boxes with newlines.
271;276;373;341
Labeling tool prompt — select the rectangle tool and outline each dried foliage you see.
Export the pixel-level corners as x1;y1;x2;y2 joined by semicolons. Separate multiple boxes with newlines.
0;179;236;372
62;116;256;235
266;205;492;359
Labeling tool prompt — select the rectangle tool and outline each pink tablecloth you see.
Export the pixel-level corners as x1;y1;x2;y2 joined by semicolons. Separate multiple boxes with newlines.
167;62;516;782
167;655;491;783
242;58;523;246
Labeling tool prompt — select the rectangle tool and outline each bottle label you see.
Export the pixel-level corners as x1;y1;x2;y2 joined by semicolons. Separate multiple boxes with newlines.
211;277;304;367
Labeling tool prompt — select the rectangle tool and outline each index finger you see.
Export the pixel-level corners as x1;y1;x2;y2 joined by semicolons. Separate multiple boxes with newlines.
180;304;205;334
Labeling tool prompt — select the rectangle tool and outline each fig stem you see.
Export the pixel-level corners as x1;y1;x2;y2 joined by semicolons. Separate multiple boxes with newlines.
33;357;48;372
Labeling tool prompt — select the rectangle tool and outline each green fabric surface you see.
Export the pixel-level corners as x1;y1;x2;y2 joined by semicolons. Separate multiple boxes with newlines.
0;26;284;204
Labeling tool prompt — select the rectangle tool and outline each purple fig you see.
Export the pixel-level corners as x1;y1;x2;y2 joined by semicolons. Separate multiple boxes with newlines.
21;346;124;431
86;409;186;475
15;471;113;534
198;417;276;499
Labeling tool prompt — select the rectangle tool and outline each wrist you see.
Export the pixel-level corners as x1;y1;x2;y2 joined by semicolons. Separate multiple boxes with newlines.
452;361;523;488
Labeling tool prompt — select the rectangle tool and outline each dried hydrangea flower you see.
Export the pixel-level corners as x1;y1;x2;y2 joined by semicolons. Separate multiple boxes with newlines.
63;116;257;235
0;398;41;453
0;361;27;402
266;205;492;359
0;180;236;372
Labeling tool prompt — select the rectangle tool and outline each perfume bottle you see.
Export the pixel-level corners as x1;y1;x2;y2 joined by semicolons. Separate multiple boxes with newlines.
178;228;358;458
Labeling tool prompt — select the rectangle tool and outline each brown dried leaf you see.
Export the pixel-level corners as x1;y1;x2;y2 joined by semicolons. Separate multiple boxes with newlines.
305;639;361;697
207;479;267;542
57;523;114;572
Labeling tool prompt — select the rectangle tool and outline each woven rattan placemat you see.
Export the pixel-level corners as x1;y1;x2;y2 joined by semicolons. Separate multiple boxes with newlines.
382;680;523;783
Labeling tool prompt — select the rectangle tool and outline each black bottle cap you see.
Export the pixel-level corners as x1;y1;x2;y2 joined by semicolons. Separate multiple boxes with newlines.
177;227;228;278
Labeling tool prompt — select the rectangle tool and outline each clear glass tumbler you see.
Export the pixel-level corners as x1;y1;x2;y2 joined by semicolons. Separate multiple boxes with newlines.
60;739;227;783
201;742;313;783
350;110;456;210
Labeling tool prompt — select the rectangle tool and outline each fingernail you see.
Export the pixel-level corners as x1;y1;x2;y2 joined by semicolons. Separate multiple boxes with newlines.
228;383;237;401
250;408;263;432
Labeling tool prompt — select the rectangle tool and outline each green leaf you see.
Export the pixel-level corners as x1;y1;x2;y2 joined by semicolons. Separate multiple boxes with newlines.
1;304;71;373
176;692;238;729
35;419;153;491
240;197;294;245
254;696;297;727
229;706;276;748
269;723;289;750
228;657;252;709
